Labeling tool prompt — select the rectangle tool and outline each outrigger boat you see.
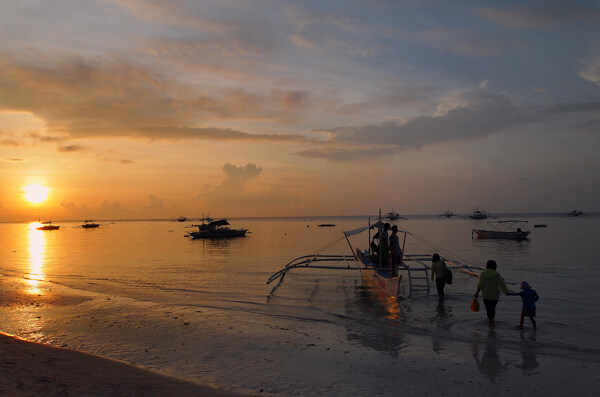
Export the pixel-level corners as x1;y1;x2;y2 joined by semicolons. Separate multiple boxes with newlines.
470;208;489;219
385;209;406;220
472;220;530;241
439;208;456;218
565;209;586;217
36;221;60;230
186;218;248;239
81;219;100;228
267;217;482;299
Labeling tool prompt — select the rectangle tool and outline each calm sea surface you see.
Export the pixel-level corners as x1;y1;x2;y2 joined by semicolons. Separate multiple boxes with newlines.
1;215;599;395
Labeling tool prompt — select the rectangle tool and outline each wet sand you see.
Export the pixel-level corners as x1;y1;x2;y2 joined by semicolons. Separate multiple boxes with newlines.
0;332;243;397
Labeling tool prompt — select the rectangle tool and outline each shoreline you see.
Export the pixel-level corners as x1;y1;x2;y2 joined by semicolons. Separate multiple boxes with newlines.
0;332;245;397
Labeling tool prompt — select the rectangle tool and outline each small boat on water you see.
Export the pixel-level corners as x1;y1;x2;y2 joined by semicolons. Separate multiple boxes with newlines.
470;207;489;219
81;219;100;228
186;218;248;239
472;220;530;241
318;224;336;227
565;209;585;217
36;221;60;230
177;216;187;222
385;209;406;220
534;224;547;228
439;208;456;218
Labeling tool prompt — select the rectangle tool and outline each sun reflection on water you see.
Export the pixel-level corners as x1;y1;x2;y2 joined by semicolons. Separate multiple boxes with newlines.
27;225;47;295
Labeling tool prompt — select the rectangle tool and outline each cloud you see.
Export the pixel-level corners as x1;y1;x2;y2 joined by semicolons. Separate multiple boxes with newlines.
1;139;20;147
302;90;600;160
4;158;24;162
141;194;177;215
58;144;84;152
477;2;600;29
421;28;521;56
141;126;309;143
120;159;134;164
580;55;600;86
29;132;65;142
197;163;297;210
0;52;315;141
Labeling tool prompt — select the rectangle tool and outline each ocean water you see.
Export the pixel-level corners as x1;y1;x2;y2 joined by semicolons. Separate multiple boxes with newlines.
1;215;599;395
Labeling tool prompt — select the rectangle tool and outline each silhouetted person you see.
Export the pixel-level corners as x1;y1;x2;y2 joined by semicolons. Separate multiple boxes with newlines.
474;260;508;327
507;281;539;329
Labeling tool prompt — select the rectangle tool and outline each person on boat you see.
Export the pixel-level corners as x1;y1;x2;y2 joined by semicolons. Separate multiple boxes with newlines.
378;223;391;268
370;233;380;256
389;225;403;277
473;260;508;327
430;253;447;298
507;281;539;329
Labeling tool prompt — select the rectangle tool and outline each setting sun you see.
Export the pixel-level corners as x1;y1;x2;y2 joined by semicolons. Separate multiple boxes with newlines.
24;184;49;204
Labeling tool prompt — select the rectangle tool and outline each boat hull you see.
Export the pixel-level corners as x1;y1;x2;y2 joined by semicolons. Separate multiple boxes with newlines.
356;249;402;298
36;225;60;230
188;229;247;239
473;229;529;240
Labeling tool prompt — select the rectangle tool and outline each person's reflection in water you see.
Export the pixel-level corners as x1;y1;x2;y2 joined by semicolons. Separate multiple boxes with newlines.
517;350;540;375
471;330;509;382
431;299;452;353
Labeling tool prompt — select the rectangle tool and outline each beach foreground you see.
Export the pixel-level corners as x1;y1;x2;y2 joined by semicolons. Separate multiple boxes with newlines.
0;332;243;397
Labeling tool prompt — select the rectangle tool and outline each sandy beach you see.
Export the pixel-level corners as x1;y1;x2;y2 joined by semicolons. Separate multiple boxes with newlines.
0;332;243;397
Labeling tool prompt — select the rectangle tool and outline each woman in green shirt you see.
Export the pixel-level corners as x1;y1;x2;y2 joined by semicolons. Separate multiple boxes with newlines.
474;260;508;327
430;253;447;297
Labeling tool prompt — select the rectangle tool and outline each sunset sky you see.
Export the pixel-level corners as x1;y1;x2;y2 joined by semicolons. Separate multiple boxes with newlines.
1;1;599;221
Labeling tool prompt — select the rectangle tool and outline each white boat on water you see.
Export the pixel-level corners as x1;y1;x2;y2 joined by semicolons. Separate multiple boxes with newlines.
186;218;248;239
385;209;406;220
439;208;456;218
81;219;100;228
470;207;489;219
565;209;586;217
472;220;530;241
267;217;481;299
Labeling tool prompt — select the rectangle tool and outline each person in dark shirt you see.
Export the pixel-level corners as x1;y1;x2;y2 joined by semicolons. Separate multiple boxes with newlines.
507;281;539;329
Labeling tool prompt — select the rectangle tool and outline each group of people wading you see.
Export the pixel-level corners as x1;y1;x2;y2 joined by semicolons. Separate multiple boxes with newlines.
372;222;540;329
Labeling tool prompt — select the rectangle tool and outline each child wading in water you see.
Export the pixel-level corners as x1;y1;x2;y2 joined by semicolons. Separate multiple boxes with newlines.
507;281;539;329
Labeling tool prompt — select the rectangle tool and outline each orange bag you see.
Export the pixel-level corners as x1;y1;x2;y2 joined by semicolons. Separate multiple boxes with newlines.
470;299;480;312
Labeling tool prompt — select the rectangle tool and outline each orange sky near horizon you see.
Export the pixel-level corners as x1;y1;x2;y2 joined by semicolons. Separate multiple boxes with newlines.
1;2;599;221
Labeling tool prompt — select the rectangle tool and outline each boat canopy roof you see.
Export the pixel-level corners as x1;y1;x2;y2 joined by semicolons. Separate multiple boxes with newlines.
343;220;411;237
209;219;230;226
483;220;529;231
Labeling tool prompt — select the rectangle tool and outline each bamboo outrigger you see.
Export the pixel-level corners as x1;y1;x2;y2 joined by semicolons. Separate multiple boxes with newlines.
267;217;485;299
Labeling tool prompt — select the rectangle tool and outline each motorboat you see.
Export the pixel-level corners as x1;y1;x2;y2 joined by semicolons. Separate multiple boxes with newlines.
439;209;456;218
186;218;248;239
81;219;100;228
565;209;585;217
36;221;60;230
385;209;406;220
470;207;489;219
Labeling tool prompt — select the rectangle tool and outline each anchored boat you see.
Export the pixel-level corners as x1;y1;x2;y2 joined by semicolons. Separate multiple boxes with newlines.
472;220;530;240
186;218;248;239
36;221;61;230
470;208;489;219
81;219;100;228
